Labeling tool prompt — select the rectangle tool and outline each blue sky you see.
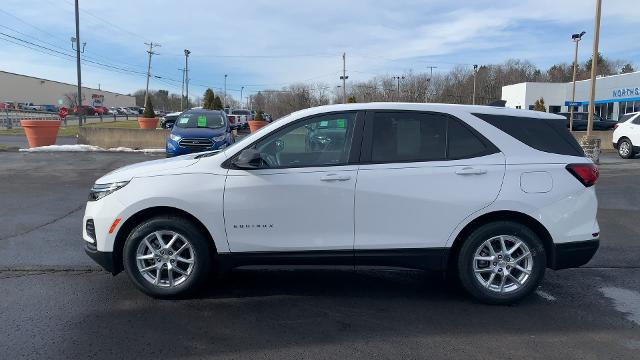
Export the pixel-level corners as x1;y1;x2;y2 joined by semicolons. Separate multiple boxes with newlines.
0;0;638;101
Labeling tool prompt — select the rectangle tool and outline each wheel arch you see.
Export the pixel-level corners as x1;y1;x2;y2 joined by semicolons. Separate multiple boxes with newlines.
111;206;217;275
448;210;555;269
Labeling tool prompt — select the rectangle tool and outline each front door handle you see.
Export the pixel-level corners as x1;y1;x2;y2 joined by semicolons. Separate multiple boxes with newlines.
455;167;487;175
320;173;351;181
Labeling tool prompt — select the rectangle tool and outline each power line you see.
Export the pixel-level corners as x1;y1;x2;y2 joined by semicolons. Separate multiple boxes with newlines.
60;0;149;41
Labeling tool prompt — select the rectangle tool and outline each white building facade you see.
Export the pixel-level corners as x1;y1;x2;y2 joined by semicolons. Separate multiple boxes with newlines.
0;71;136;108
501;71;640;120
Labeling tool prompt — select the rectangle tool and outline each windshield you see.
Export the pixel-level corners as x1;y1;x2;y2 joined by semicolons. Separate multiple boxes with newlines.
175;112;226;129
232;110;251;115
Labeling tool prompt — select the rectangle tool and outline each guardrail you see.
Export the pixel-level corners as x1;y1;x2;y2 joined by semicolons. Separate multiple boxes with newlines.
1;109;142;129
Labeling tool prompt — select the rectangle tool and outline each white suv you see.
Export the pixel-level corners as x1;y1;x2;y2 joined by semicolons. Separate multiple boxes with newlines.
83;103;599;304
612;112;640;159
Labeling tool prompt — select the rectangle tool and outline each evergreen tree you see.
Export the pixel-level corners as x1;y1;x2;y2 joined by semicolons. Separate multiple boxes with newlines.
621;63;635;74
202;88;216;110
143;97;155;117
347;96;357;103
213;95;223;110
533;97;546;112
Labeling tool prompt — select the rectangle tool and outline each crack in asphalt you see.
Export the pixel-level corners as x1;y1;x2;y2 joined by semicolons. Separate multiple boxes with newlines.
0;204;85;242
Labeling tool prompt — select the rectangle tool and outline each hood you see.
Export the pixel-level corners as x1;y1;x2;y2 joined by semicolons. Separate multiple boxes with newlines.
96;154;202;184
171;126;226;138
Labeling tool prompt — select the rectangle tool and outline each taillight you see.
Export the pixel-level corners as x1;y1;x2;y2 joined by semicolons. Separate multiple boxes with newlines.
566;163;599;187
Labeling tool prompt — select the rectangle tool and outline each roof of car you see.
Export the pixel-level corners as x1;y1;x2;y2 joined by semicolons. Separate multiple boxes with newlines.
283;102;565;121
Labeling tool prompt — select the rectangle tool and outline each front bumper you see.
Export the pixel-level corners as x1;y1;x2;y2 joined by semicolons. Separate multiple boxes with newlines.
85;243;116;274
166;138;229;156
551;239;599;270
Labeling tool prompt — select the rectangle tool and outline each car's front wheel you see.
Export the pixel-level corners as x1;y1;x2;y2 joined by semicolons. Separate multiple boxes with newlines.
618;138;634;159
123;216;212;298
457;221;546;304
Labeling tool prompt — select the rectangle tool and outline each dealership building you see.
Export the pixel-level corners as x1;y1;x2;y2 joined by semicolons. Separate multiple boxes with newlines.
0;70;135;108
501;71;640;120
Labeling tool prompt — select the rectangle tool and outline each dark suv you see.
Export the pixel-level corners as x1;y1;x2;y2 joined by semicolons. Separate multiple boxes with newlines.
557;112;618;130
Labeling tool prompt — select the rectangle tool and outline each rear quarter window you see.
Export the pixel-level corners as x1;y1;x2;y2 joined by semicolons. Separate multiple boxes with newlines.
472;113;585;157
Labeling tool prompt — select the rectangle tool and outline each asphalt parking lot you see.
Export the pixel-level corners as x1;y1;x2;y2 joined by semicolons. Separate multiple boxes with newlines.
1;151;639;359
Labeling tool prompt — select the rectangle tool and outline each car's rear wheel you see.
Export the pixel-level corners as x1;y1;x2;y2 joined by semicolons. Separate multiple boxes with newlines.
618;138;634;159
457;221;546;304
123;216;212;298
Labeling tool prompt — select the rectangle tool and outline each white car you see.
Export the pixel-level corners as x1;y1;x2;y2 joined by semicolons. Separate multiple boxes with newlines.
612;112;640;159
83;103;599;304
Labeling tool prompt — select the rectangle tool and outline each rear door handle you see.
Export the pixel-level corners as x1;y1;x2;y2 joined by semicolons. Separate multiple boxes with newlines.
320;173;351;181
455;167;487;175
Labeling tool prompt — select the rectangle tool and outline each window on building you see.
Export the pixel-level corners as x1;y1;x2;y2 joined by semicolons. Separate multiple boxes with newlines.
549;106;561;113
515;106;521;109
582;105;590;112
528;105;535;110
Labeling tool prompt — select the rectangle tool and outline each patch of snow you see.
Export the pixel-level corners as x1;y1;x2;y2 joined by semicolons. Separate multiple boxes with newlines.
20;144;164;153
535;289;557;301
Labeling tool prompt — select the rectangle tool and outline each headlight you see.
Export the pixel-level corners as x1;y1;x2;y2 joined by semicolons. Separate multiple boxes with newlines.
169;133;181;141
88;181;129;201
213;134;226;142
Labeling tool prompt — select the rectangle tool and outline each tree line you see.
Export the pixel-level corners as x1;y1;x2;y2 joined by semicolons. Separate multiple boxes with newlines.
129;53;634;118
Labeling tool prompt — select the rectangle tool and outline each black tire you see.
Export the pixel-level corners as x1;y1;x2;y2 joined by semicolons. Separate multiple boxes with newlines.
618;138;634;159
123;216;212;299
457;221;546;305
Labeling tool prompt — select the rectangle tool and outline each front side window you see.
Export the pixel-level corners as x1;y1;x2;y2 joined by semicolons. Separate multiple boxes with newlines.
251;112;356;168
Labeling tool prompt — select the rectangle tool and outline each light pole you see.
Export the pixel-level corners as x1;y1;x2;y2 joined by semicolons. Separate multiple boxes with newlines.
184;49;190;110
224;74;228;109
569;31;586;131
240;86;244;109
587;0;602;138
340;52;348;103
73;0;83;125
472;64;478;105
425;66;437;102
392;76;405;102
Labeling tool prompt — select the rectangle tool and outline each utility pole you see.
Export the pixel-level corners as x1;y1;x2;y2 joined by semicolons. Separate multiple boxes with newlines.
340;52;348;103
392;76;405;102
179;68;185;110
587;0;602;138
569;31;586;131
224;74;228;109
184;49;190;110
425;66;437;102
240;86;245;109
144;42;161;109
74;0;83;125
472;64;479;105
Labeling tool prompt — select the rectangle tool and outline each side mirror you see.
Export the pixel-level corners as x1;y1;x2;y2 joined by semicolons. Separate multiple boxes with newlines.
233;148;262;169
274;139;285;153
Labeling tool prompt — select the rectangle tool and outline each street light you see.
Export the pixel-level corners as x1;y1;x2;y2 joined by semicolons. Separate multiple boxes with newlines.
224;74;228;109
472;64;478;105
392;76;405;102
240;86;245;109
569;31;586;131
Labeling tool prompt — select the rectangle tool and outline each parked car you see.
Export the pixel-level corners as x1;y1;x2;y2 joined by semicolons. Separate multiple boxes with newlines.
128;106;143;115
18;102;38;111
612;112;640;159
227;114;242;130
0;102;15;109
39;104;59;112
83;104;599;304
165;109;233;157
159;111;182;129
231;109;252;128
109;107;124;115
94;106;110;115
557;112;618;130
72;105;98;116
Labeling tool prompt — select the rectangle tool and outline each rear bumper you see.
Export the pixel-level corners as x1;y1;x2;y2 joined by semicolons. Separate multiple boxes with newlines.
551;239;599;270
85;243;116;274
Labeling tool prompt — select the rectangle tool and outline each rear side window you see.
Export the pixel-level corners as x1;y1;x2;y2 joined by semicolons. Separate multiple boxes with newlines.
473;113;584;157
369;112;496;163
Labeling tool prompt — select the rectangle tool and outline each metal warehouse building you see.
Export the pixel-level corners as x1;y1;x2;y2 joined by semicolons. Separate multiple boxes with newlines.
501;71;640;121
0;70;136;108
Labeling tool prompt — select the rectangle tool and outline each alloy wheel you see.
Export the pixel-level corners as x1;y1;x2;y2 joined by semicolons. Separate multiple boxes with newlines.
620;141;631;157
136;230;195;288
472;235;533;293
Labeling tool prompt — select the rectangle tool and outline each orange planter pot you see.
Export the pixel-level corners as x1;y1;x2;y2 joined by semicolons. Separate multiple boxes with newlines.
137;117;158;129
248;120;269;133
20;119;62;148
